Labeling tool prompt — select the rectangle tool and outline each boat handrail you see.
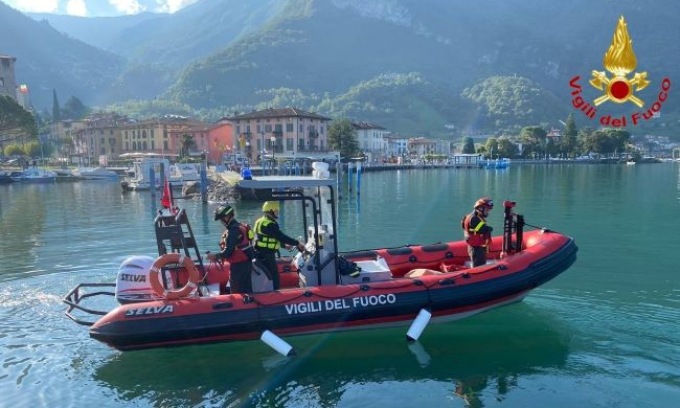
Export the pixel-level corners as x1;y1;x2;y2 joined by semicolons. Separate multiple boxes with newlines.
63;282;116;326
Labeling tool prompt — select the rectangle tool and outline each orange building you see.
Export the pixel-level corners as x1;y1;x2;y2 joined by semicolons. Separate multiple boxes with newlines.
207;121;234;164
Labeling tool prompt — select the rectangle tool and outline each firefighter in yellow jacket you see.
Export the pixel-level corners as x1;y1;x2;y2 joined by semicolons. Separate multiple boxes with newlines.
254;201;305;290
461;197;494;267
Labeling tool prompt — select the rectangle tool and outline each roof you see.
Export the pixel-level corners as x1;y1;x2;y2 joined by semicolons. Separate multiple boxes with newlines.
224;107;331;121
239;176;335;189
351;121;386;130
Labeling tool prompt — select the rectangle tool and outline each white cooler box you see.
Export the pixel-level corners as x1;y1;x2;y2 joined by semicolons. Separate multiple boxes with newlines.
340;257;392;284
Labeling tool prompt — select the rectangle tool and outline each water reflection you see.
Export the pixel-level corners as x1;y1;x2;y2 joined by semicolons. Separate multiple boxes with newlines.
0;185;47;280
677;163;680;200
93;304;570;407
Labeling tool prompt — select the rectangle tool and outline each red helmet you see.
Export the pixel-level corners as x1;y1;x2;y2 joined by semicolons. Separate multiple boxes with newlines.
474;197;494;209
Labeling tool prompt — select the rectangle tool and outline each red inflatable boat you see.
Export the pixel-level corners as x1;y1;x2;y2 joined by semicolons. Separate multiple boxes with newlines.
64;176;577;353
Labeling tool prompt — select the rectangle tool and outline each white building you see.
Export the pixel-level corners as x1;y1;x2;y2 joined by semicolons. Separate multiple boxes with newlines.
352;121;390;159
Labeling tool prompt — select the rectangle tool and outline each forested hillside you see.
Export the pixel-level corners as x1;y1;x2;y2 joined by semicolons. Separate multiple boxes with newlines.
4;0;679;137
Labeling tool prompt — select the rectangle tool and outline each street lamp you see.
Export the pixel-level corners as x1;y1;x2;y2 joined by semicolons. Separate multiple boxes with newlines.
270;135;277;174
260;132;265;165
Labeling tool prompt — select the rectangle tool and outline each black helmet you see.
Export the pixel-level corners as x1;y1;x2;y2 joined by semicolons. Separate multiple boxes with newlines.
214;204;234;221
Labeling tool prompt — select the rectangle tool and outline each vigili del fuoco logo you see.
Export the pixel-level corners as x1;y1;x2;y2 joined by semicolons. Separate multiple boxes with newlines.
568;16;671;127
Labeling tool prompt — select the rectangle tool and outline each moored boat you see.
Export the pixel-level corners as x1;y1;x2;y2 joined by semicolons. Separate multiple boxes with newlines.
0;171;13;184
120;157;201;191
13;167;57;183
64;173;578;353
73;166;119;180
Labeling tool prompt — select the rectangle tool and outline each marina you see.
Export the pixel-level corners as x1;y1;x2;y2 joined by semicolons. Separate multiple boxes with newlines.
1;163;679;407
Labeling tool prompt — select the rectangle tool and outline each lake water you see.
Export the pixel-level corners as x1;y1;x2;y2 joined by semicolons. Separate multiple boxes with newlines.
1;163;679;407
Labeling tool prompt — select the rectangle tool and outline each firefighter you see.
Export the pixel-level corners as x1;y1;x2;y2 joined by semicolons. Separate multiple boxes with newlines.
461;197;494;267
207;204;255;293
253;201;305;290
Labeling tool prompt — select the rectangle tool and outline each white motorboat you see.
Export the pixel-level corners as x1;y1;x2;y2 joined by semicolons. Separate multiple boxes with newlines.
121;158;202;191
73;167;119;180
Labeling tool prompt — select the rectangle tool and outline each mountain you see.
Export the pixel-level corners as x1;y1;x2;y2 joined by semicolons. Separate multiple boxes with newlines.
23;0;284;105
4;0;680;137
27;12;160;52
165;0;680;135
0;1;124;109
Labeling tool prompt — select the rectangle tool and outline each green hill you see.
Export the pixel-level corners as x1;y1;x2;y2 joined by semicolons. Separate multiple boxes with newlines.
4;0;680;137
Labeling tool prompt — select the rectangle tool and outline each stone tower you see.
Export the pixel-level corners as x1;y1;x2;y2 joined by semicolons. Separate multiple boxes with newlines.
0;54;18;101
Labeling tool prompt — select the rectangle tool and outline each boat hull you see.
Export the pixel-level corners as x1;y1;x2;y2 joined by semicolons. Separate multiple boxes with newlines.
90;230;577;351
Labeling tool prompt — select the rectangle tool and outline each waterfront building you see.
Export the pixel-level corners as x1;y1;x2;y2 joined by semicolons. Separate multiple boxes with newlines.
207;120;235;164
384;134;409;158
119;115;210;159
408;137;437;157
351;121;390;162
224;107;332;163
73;112;131;163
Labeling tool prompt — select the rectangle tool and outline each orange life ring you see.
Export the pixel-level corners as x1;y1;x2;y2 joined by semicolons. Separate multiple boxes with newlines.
149;253;200;300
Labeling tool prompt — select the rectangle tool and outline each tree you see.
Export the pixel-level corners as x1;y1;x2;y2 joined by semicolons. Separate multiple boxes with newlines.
327;118;359;160
52;89;61;123
579;128;630;156
485;137;499;158
179;133;196;160
560;113;578;158
61;96;89;120
24;140;54;159
497;137;519;158
519;126;547;158
0;95;37;144
577;127;595;156
3;142;24;156
462;136;476;154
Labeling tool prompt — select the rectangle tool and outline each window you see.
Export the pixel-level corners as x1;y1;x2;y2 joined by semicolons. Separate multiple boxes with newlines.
264;124;272;132
286;138;293;150
236;125;240;134
286;123;293;132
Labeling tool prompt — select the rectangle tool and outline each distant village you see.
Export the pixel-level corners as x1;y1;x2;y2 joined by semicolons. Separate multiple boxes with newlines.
3;53;679;166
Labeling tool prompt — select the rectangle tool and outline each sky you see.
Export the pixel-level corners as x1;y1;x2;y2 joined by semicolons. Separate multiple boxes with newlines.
2;0;200;17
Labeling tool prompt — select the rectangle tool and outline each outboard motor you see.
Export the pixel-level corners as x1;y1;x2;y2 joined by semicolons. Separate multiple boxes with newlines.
115;255;156;304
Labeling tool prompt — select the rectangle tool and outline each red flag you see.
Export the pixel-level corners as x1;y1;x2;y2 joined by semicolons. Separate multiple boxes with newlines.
161;180;172;209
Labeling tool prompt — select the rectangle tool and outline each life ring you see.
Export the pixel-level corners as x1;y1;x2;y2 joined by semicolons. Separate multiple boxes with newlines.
149;253;200;300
